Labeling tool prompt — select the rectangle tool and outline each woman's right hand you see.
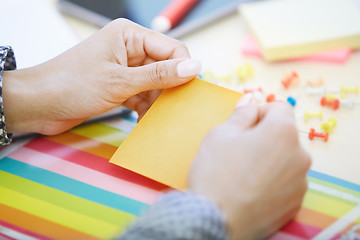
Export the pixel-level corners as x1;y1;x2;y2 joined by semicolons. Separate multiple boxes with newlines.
189;94;311;240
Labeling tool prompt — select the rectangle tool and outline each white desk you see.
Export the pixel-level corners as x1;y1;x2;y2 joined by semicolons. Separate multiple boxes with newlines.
62;6;360;185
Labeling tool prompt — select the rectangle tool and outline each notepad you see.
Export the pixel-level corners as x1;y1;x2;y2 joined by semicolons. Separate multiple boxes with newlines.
239;0;360;61
110;79;242;190
241;35;352;64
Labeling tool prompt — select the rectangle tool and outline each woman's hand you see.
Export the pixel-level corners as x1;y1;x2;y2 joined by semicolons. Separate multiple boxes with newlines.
3;19;201;134
189;95;311;240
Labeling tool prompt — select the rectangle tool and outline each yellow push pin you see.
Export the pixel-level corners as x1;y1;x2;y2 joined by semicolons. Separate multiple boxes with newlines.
340;85;359;98
326;93;338;100
236;63;254;82
304;110;323;122
201;71;216;82
217;73;233;84
321;117;338;134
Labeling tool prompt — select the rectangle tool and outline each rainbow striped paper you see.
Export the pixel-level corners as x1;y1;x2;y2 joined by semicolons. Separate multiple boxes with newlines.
0;114;359;239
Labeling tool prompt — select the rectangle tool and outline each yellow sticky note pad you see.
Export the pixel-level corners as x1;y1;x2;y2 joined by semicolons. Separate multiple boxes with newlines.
239;0;360;61
110;79;242;190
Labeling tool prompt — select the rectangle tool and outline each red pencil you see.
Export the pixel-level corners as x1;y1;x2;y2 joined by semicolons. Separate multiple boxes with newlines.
151;0;201;33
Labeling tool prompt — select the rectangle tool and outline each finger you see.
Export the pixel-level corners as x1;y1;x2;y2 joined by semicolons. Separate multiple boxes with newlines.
255;102;299;149
123;58;202;93
137;27;190;60
258;102;295;124
120;19;191;60
122;90;162;118
223;94;259;132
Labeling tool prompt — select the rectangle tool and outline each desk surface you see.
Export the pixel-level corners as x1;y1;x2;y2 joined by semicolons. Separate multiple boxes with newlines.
62;11;360;185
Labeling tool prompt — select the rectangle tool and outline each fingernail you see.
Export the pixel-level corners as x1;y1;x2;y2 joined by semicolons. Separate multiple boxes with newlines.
236;93;253;108
177;59;202;78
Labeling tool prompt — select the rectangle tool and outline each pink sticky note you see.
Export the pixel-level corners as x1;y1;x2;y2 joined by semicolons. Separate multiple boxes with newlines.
241;35;352;64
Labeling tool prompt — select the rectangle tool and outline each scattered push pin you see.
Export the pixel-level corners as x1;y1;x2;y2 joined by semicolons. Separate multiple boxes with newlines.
201;71;232;84
220;74;233;84
236;63;254;82
307;77;324;87
281;71;299;89
201;71;215;82
308;128;329;142
339;98;360;109
266;93;276;103
327;88;340;94
320;96;340;110
340;85;359;98
306;86;326;96
326;93;338;100
287;96;296;107
340;99;354;109
304;110;323;122
321;117;337;134
243;87;262;94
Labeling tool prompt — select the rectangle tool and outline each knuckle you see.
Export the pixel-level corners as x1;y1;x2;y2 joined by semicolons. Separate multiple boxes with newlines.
167;39;190;57
148;63;168;88
111;18;131;27
176;41;189;51
102;68;133;99
106;18;132;32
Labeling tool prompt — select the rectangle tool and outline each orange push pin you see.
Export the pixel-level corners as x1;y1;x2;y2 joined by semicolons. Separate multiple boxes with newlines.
281;71;299;89
307;77;324;87
266;93;276;103
320;97;340;110
308;128;329;142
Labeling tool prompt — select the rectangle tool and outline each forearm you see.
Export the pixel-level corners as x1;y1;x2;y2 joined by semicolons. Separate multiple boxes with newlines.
119;190;229;240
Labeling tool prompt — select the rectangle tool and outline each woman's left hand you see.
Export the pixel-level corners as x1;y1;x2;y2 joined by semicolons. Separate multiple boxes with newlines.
3;19;201;134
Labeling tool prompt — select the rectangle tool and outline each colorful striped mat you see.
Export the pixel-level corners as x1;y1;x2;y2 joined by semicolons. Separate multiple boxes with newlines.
0;114;359;239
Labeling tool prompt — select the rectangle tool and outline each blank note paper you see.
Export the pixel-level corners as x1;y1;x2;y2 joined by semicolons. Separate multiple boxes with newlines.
110;79;242;190
239;0;360;61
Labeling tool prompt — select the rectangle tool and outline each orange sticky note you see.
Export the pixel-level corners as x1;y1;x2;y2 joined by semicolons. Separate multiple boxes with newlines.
109;78;242;190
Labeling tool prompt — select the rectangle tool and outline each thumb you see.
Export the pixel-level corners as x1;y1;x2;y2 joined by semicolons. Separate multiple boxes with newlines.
225;93;259;132
125;58;202;93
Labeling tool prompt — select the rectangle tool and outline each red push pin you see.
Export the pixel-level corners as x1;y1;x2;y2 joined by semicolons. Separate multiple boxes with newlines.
266;93;276;103
281;71;299;89
320;97;340;110
308;128;329;142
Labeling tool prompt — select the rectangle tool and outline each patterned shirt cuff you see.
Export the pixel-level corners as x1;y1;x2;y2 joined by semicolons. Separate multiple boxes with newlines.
119;190;229;240
0;46;16;145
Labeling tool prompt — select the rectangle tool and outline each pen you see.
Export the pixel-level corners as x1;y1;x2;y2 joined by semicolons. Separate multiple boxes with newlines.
151;0;201;33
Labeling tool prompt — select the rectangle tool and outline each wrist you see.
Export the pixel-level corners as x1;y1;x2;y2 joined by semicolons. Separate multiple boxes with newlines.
2;66;48;133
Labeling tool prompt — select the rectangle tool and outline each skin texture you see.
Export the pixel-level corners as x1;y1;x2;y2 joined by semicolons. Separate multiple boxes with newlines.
2;19;200;135
189;96;311;240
